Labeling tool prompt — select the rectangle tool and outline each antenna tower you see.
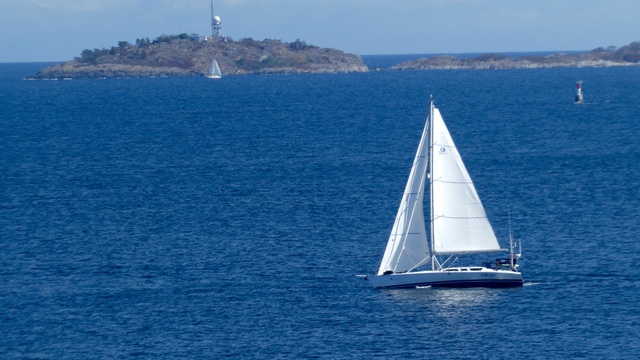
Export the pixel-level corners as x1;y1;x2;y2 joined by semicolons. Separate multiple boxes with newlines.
211;0;222;38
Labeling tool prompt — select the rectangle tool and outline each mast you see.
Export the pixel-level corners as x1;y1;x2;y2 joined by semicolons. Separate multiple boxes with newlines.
210;0;214;37
429;96;435;271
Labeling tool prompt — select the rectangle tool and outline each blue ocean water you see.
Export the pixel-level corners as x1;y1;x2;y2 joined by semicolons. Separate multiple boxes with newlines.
1;62;639;359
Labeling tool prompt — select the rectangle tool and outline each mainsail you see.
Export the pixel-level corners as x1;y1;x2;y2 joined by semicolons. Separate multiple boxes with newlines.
430;107;503;255
377;115;431;275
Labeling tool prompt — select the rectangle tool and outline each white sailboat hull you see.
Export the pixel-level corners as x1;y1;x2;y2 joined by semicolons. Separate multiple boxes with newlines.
367;267;523;289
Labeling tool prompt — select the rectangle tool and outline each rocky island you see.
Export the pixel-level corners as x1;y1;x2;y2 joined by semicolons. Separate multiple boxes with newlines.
390;41;640;71
29;35;368;79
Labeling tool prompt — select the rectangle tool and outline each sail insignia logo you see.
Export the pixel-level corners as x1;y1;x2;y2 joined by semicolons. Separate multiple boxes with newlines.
439;147;446;154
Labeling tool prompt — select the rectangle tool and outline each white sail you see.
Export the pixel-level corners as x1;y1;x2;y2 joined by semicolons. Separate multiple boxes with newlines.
377;116;431;275
430;107;504;255
207;59;222;78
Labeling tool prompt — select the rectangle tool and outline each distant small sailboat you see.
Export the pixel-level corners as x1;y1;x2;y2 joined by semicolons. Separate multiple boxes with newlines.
363;98;523;289
206;59;222;79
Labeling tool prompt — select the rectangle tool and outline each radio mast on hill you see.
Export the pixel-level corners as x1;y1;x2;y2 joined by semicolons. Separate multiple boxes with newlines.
211;0;222;38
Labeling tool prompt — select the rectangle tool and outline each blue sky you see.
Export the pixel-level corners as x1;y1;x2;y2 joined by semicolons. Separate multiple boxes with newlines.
1;0;639;62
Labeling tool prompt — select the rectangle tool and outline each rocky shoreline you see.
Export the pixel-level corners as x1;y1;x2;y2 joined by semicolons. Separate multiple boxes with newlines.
390;55;638;71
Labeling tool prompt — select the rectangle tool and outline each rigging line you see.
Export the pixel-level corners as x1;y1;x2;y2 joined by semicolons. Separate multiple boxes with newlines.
435;215;488;220
432;180;473;184
407;255;432;273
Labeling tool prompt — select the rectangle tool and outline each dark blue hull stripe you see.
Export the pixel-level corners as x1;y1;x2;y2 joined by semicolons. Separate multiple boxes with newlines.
382;279;524;289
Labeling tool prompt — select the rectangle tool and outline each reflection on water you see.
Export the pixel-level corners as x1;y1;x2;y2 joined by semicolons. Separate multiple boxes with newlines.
385;287;509;319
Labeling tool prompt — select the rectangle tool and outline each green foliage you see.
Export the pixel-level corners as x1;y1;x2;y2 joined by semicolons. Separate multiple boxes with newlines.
622;52;640;63
150;33;196;44
239;37;258;47
78;49;96;64
591;42;640;62
77;40;150;65
613;41;640;62
136;38;151;47
77;48;110;64
625;41;640;51
592;45;617;52
153;35;179;44
289;39;316;51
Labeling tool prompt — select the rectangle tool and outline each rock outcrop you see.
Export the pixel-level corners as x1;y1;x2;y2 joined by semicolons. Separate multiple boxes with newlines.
391;42;640;71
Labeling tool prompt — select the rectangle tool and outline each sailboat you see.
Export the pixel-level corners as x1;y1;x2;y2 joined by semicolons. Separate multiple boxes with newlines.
365;98;523;289
206;59;222;79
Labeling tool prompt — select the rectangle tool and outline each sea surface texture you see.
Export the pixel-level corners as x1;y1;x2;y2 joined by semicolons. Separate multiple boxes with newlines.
1;62;639;359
